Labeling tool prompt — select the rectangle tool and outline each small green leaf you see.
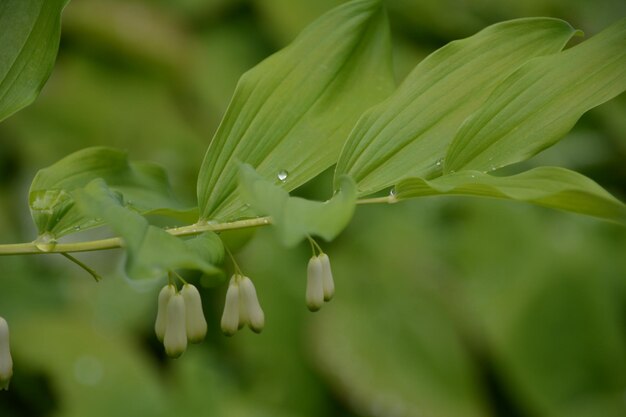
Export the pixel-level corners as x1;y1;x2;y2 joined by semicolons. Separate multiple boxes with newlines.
445;17;626;172
185;232;225;268
238;164;356;246
197;0;394;221
0;0;69;122
395;167;626;223
73;180;221;280
334;18;578;196
29;147;195;238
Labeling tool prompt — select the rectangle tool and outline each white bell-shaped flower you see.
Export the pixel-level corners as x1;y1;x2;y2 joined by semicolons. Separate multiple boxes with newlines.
163;293;187;358
306;256;324;311
239;276;265;333
221;276;240;336
155;284;176;342
221;275;265;335
181;284;207;343
319;253;335;301
0;317;13;391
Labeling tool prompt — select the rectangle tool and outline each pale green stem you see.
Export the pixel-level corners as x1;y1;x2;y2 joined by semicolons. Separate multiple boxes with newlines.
0;217;271;256
60;252;102;282
169;270;187;286
306;235;323;255
224;244;243;277
0;196;395;257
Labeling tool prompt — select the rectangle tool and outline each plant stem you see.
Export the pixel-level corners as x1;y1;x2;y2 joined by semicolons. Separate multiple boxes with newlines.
60;253;103;282
0;196;395;256
0;217;271;256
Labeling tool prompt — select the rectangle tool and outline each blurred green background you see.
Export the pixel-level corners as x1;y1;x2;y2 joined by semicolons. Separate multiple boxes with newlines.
0;0;625;416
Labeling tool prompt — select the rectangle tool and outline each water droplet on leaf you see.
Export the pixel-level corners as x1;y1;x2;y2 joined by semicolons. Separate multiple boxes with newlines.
35;233;57;252
277;170;289;182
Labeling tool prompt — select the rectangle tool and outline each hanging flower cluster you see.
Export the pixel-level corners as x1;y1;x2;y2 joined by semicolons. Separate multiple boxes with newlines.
154;282;207;358
220;275;265;335
306;253;335;311
0;316;13;390
154;240;335;356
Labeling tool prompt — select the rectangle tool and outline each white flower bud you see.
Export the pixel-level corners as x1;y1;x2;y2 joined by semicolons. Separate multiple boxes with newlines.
164;293;187;358
0;317;13;391
319;253;335;302
155;284;176;342
237;279;249;330
239;277;265;333
306;256;324;311
181;284;207;343
221;276;240;336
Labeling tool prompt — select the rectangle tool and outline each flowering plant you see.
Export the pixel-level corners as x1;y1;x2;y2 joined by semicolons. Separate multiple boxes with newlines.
0;0;624;408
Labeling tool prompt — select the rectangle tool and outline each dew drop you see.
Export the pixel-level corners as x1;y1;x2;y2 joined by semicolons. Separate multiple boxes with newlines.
277;169;289;182
389;187;397;198
35;242;55;252
435;158;443;167
35;234;57;252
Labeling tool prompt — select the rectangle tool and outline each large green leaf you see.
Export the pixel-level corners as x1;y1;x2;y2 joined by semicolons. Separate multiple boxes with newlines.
395;167;626;223
73;179;221;280
197;0;394;221
334;18;578;196
238;164;356;246
445;18;626;172
0;0;68;122
29;147;195;239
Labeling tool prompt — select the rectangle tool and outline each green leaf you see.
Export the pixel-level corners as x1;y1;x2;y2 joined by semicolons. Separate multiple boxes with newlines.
238;164;356;246
445;17;626;172
197;0;394;221
334;18;579;196
73;179;221;280
395;167;626;223
29;147;195;238
184;232;225;268
0;0;68;122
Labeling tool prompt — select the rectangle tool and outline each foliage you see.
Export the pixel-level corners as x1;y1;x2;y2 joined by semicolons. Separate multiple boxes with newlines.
0;0;625;416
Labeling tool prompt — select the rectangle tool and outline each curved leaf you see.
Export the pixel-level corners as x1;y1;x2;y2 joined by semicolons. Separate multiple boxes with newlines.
334;18;578;196
29;147;195;238
395;167;626;223
73;180;221;280
0;0;68;122
445;17;626;172
197;0;394;221
238;164;356;246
